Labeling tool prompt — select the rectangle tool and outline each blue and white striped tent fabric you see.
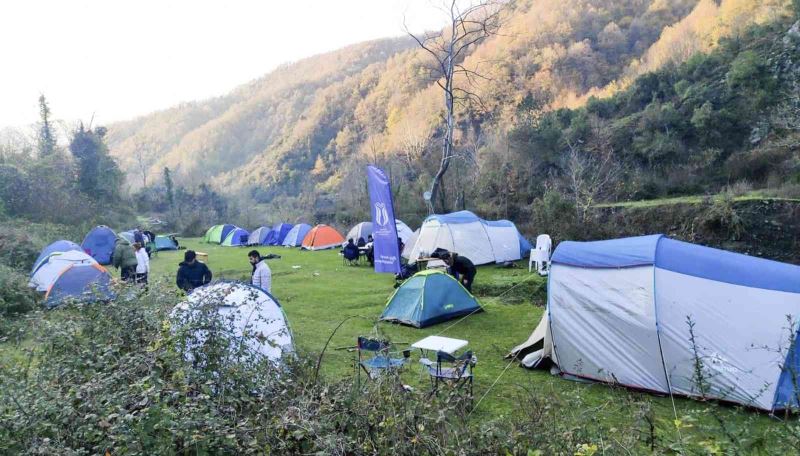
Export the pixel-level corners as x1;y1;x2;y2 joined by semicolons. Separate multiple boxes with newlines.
510;234;800;411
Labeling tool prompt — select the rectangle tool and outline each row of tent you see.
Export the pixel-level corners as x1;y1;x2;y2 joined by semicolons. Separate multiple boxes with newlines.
28;226;180;308
83;225;178;265
204;211;532;266
204;223;345;249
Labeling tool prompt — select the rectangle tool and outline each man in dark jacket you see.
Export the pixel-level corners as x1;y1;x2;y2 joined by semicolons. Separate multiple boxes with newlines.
176;250;212;292
445;252;477;292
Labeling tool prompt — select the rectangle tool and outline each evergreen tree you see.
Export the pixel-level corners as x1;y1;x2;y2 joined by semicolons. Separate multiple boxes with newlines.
163;167;174;209
69;123;122;201
36;95;57;157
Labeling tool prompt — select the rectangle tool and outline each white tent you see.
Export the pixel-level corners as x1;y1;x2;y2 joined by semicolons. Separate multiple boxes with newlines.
173;281;294;364
395;219;415;246
509;235;800;411
402;229;419;259
29;250;98;292
345;222;372;244
405;210;530;265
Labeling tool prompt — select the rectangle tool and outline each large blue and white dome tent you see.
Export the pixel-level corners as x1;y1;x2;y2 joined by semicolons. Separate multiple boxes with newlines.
509;234;800;411
405;210;531;265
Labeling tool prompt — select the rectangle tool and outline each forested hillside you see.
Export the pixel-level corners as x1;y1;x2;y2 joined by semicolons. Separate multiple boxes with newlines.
106;0;798;227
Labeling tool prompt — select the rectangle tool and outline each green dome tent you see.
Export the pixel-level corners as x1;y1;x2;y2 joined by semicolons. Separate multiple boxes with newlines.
380;270;483;328
204;224;235;244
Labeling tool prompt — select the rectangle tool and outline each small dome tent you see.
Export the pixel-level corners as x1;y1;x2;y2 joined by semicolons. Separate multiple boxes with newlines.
380;270;483;328
81;226;117;265
173;281;294;363
301;224;345;251
44;262;113;309
264;223;294;246
32;240;82;274
405;211;530;265
509;235;800;411
204;224;235;244
221;227;249;247
345;222;373;244
154;235;179;251
282;223;312;247
248;226;271;246
30;250;98;292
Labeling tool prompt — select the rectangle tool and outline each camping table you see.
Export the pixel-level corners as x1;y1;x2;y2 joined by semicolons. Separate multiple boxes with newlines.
411;335;468;355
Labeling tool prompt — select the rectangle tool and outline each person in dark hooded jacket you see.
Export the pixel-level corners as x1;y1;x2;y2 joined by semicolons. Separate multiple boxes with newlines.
176;250;212;292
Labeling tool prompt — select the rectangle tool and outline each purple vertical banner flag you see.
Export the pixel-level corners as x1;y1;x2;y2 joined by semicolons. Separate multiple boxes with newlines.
366;165;401;274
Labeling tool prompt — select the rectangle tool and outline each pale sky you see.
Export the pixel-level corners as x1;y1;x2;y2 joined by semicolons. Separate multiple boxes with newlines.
0;0;450;129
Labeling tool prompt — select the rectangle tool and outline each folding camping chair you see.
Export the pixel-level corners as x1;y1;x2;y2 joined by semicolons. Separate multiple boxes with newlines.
356;336;410;386
420;350;476;400
529;234;552;275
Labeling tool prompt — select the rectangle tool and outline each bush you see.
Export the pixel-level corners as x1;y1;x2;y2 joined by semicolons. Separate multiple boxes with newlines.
0;264;38;318
0;226;43;271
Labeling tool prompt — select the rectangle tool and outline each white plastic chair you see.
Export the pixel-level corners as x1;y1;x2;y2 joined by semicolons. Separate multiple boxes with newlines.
528;234;552;275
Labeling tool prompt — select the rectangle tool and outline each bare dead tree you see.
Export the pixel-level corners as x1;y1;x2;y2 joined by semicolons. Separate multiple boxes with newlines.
399;119;432;179
405;0;505;213
565;140;623;221
133;137;151;188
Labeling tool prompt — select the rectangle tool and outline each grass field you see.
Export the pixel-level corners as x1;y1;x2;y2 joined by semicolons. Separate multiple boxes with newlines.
139;238;788;445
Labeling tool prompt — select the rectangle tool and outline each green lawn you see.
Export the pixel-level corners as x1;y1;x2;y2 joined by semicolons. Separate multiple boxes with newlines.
142;239;787;443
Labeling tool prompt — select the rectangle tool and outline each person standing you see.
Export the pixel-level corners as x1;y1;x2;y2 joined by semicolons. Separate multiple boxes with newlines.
133;242;150;284
133;226;145;245
445;252;477;292
112;236;138;282
248;250;272;293
176;250;213;292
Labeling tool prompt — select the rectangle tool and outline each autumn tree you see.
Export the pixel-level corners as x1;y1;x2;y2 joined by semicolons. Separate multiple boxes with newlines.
405;0;504;213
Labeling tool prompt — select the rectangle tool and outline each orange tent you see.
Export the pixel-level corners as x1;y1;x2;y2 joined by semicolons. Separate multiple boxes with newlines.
301;224;345;250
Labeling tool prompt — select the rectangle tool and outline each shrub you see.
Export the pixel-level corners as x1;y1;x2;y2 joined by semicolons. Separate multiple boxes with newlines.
0;264;38;318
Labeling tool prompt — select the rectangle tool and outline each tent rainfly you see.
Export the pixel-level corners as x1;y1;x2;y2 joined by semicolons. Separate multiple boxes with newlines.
301;225;345;251
380;269;483;328
154;235;179;251
29;250;99;292
221;227;249;247
509;234;800;411
204;224;235;244
248;226;271;246
32;240;82;274
395;220;415;246
282;224;312;247
345;222;373;244
44;261;113;309
81;226;117;265
264;223;294;246
405;211;530;265
172;281;294;363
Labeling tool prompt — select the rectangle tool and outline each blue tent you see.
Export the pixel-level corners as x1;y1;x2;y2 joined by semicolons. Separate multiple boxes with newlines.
248;226;271;245
154;235;178;251
44;262;113;309
511;234;800;411
32;240;82;274
282;223;312;247
380;270;483;328
221;227;250;247
81;226;117;265
265;223;294;246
